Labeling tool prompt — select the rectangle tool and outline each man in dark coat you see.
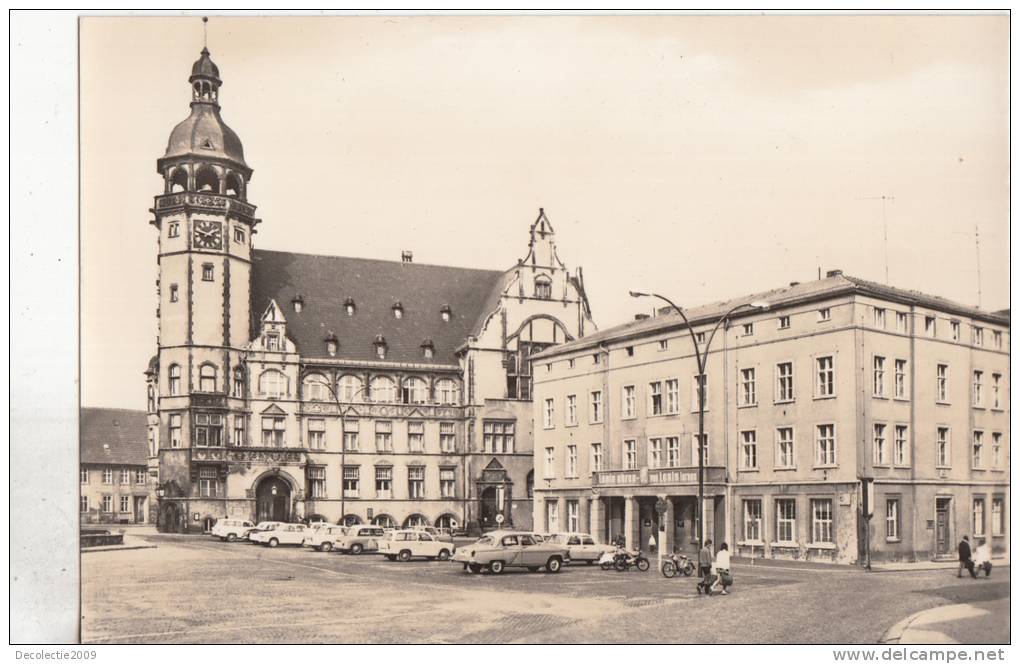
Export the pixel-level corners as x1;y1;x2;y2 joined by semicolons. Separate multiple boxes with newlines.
958;535;976;578
697;539;714;594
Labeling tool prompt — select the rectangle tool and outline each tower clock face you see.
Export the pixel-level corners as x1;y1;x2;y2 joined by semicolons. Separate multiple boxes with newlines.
193;220;223;250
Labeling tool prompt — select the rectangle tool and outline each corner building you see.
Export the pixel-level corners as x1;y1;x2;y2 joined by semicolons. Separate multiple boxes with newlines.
531;272;1008;564
148;49;595;533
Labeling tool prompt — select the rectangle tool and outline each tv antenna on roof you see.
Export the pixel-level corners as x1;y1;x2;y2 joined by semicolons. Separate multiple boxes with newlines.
858;195;895;283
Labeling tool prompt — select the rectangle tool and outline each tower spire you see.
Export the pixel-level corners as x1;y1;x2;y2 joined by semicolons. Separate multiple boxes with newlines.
202;16;208;49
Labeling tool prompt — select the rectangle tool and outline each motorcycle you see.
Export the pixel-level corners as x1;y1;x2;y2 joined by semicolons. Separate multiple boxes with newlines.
612;547;650;572
598;549;617;570
660;551;696;578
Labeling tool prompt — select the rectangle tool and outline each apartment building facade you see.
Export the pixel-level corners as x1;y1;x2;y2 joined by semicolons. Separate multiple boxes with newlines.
531;272;1009;564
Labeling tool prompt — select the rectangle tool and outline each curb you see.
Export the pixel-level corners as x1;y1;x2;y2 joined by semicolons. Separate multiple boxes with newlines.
878;608;927;643
81;544;158;553
870;564;1009;574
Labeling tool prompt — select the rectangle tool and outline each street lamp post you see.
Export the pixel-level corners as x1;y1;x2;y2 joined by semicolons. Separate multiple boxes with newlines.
630;291;769;546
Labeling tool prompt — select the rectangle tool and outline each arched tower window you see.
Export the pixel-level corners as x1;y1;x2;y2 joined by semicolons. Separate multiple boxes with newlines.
534;275;552;300
168;168;188;193
259;369;287;398
195;165;219;193
199;364;217;392
225;172;243;199
168;364;181;395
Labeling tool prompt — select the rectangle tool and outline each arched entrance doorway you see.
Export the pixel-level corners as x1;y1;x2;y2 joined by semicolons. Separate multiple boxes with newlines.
480;487;499;527
159;501;183;533
255;476;292;522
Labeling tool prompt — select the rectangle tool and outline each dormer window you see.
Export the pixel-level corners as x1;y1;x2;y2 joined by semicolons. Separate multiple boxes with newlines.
374;334;387;359
344;297;356;316
265;332;280;351
421;339;435;360
392;302;404;319
440;304;452;322
292;295;304;313
325;333;338;357
534;275;552;299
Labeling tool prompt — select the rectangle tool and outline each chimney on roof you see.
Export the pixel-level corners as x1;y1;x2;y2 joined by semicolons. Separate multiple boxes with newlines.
789;281;801;287
401;250;413;263
635;313;650;321
826;269;843;278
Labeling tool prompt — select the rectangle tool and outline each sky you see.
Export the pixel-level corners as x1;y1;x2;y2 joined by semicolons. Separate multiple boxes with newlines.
80;14;1010;410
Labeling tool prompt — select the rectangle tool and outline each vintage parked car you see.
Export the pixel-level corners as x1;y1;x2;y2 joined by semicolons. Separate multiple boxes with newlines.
545;532;615;564
302;524;348;552
260;523;310;548
336;525;386;554
379;530;455;561
211;519;255;542
411;526;454;544
246;521;286;544
451;530;569;574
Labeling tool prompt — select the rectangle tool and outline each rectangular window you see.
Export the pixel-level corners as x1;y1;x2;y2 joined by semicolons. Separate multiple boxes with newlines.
648;381;663;415
886;498;900;540
483;420;514;454
695;331;706;344
691;374;708;411
818;308;831;322
936;427;951;468
936;364;949;402
925;316;936;337
202;263;214;281
342;466;359;497
873;307;886;328
119;496;130;513
590;390;603;423
973;370;984;407
740;367;756;406
972;430;984;469
308;466;326;498
439;421;456;453
195;413;223;447
811;499;834;543
261;416;285;447
543;398;555;428
566;445;578;477
896;312;908;333
666;436;680;467
102;467;113;484
233;417;245;447
894;359;907;398
307;418;326;450
873;423;887;465
894;425;909;466
658;339;668;351
169;284;178;302
991;374;1001;409
590;443;603;473
741;430;758;469
816;356;835;397
546;502;559;532
691;433;709;466
169;413;182;448
593;353;600;365
778;315;791;330
135;469;147;484
234;227;245;243
544;447;556;479
625;346;634;357
648;438;662;469
973;326;984;347
776;427;795;469
567;501;579;532
951;321;960;341
408;466;425;499
623;439;637;470
993;330;1002;349
375;467;392;498
775;499;796;544
566;394;577;425
873;356;886;397
991;498;1004;536
742;322;754;336
992;433;1002;469
973;498;985;535
816;424;836;467
776;362;794;402
743;499;762;541
168;222;179;238
80;467;88;484
408;420;424;453
375;420;393;452
198;467;220;498
665;379;679;414
343;420;359;452
622;386;636;419
80;496;89;513
102;495;113;513
440;468;456;498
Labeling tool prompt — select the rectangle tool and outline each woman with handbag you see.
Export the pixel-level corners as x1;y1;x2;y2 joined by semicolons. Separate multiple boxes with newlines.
708;542;731;596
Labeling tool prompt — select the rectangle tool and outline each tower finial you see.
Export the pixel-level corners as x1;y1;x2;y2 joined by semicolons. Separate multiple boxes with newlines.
202;16;208;49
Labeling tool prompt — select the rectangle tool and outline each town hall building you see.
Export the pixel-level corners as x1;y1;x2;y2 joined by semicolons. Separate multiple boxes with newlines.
147;48;596;533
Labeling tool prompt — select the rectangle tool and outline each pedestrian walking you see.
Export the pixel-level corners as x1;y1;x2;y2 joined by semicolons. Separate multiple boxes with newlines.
973;538;992;578
707;543;731;596
696;538;713;595
958;535;977;579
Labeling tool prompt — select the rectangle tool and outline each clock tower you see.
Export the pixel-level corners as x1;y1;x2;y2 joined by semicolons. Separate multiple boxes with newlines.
151;47;258;523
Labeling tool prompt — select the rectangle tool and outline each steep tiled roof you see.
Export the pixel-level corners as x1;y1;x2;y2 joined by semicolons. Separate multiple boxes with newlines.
534;272;1009;358
80;408;149;466
251;250;506;365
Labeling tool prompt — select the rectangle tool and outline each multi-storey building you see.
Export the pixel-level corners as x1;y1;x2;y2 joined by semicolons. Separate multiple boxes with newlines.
80;408;154;525
147;49;595;533
531;271;1008;564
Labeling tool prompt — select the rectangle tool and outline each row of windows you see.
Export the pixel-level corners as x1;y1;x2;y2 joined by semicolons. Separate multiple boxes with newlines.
81;467;147;485
545;499;583;533
190;465;462;500
741;497;836;545
971;497;1007;538
80;495;140;513
931;427;1007;471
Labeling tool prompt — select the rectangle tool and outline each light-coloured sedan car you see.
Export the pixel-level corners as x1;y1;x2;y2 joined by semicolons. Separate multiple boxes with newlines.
545;532;615;565
260;523;310;548
379;530;455;561
302;524;348;552
211;518;255;542
247;521;286;544
336;525;386;554
451;531;569;574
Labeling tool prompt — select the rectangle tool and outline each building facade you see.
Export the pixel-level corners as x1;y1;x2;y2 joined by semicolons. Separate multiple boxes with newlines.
148;49;595;533
532;272;1009;564
80;408;155;525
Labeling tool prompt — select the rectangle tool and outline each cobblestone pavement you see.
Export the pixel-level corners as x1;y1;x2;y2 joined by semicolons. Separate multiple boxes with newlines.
81;535;1010;644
